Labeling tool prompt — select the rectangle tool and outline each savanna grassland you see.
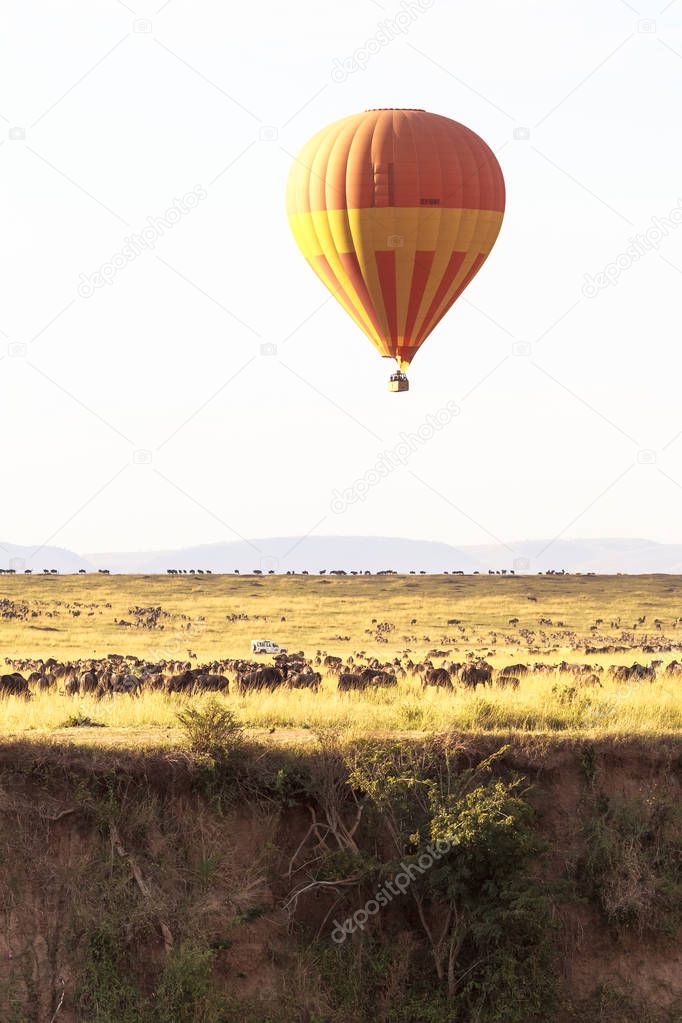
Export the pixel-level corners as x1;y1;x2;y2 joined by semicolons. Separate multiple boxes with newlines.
2;574;682;1022
1;572;681;740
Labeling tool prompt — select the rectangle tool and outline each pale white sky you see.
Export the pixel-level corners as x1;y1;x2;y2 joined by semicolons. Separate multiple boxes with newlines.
1;0;682;557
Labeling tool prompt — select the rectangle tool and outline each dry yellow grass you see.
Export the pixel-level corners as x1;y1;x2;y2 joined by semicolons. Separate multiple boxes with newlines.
1;671;681;741
1;572;681;740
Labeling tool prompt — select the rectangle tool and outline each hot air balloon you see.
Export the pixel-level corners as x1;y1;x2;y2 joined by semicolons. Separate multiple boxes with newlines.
286;109;505;392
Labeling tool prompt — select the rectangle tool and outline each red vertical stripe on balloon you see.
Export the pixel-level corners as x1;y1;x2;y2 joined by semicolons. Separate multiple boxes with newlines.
339;251;387;340
375;249;398;344
404;250;435;342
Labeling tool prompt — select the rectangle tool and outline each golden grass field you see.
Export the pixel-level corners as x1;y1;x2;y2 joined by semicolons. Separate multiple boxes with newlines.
1;572;681;741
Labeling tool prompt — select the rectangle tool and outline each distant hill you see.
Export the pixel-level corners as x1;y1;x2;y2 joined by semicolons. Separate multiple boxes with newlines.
462;538;682;575
85;536;482;575
83;536;682;575
0;542;92;574
3;536;682;575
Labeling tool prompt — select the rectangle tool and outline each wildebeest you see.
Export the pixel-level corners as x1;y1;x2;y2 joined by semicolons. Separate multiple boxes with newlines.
369;670;397;688
79;669;99;694
578;673;602;688
338;673;366;692
359;667;397;688
495;674;520;689
422;667;452;690
165;670;195;695
237;667;283;693
192;674;229;694
112;674;142;695
459;663;493;688
286;671;321;691
499;664;529;677
0;673;29;698
610;662;656;683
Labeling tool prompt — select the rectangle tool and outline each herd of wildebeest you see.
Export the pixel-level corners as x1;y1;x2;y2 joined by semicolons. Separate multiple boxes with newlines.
0;647;677;700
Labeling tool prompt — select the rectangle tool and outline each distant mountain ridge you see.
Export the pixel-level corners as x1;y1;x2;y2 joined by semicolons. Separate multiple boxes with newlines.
2;536;682;574
0;541;91;574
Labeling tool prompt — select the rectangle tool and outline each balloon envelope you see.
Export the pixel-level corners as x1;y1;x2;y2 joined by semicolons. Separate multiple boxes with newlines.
286;109;505;372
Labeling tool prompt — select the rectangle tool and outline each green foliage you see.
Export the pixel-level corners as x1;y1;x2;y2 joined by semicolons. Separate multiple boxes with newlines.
234;904;268;924
194;851;222;889
264;761;316;806
313;938;411;1021
579;742;598;786
75;772;126;834
176;699;244;761
338;744;557;1021
76;928;221;1023
153;944;216;1023
76;926;143;1023
570;984;682;1023
61;711;106;728
428;775;538;880
426;777;554;1020
575;792;682;934
0;976;28;1023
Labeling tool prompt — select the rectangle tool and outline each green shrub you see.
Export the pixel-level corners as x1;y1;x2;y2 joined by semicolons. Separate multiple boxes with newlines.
576;793;682;934
152;944;216;1023
76;926;143;1023
176;700;244;761
61;711;105;728
570;983;682;1023
0;976;27;1023
335;745;558;1021
76;930;221;1023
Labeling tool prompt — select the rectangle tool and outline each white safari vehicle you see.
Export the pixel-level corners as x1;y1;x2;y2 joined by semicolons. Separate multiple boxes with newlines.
251;639;288;655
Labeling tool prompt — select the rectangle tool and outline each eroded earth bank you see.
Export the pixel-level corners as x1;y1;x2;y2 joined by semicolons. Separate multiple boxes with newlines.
1;733;681;1023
